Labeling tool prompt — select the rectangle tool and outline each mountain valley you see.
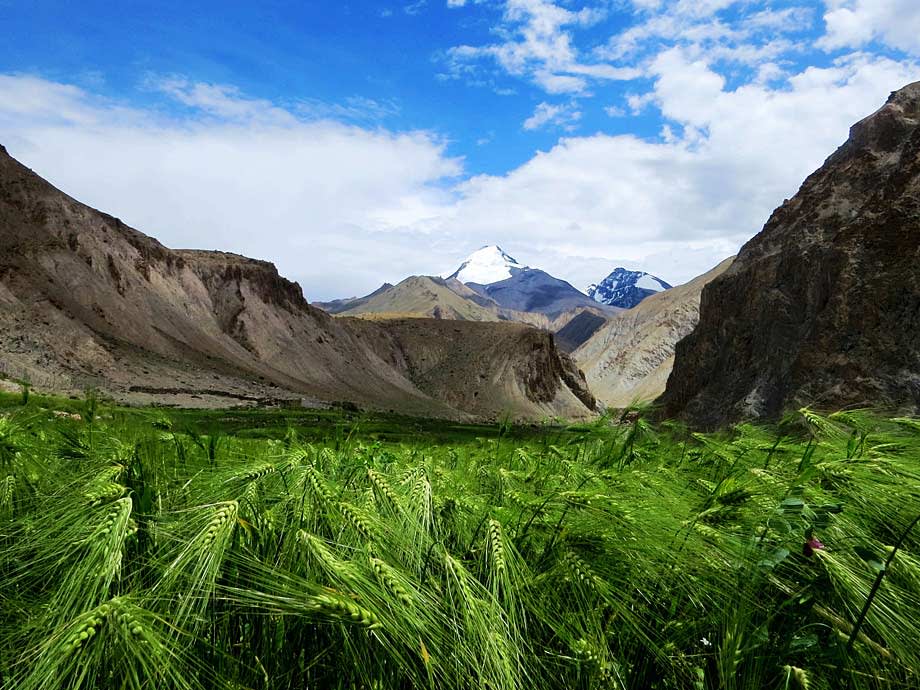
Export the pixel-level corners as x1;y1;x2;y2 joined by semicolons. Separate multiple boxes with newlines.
0;145;595;421
2;85;919;427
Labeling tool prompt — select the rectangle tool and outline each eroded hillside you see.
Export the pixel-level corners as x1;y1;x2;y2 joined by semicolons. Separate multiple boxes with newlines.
0;145;594;421
662;82;920;427
574;258;733;409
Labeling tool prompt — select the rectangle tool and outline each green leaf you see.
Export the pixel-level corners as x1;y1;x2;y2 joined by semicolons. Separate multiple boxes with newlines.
758;547;790;569
693;666;705;690
854;545;886;572
789;633;819;652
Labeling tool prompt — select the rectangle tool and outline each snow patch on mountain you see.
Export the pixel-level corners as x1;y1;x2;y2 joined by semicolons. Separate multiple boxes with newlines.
588;268;672;309
635;274;669;291
444;245;526;285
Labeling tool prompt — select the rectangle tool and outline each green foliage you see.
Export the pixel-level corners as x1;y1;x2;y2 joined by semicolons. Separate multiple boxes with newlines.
0;406;918;689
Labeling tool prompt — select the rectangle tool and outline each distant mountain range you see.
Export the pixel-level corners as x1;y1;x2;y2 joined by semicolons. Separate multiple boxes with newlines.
574;258;733;408
316;245;672;338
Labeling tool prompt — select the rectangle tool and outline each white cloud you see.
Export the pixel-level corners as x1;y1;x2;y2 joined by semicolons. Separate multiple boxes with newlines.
564;63;643;80
673;0;741;20
630;0;664;10
745;7;813;31
522;101;581;130
1;47;918;301
0;75;461;300
430;51;918;288
153;78;298;124
599;1;813;67
819;0;920;56
533;71;587;94
444;0;636;96
626;91;655;113
404;0;427;15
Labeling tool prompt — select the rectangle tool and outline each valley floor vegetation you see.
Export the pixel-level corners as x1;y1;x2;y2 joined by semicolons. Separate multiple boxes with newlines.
1;394;919;689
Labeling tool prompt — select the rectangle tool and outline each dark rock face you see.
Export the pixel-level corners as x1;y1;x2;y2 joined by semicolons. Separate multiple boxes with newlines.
557;350;596;412
554;310;608;353
661;82;920;428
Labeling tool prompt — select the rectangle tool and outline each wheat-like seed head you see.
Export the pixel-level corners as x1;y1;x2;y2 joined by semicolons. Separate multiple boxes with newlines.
370;557;414;607
309;593;382;629
488;519;506;574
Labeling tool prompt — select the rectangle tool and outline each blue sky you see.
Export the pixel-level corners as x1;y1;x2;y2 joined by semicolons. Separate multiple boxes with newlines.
1;0;655;173
1;1;918;299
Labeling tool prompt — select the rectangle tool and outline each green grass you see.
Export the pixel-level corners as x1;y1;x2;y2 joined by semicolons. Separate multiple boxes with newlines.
0;403;918;689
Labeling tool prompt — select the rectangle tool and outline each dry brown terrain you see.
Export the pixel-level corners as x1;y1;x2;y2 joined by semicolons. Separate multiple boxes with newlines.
329;276;508;321
573;258;733;409
317;274;613;333
0;144;596;421
345;317;595;421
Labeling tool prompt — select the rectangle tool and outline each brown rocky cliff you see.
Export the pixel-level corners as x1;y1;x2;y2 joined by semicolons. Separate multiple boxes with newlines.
0;147;451;413
661;82;920;427
0;145;594;421
343;317;596;420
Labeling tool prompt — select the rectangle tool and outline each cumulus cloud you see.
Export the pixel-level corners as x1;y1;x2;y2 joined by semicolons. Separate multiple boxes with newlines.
0;75;461;300
599;1;814;66
431;51;918;288
818;0;920;56
443;0;635;95
532;71;588;94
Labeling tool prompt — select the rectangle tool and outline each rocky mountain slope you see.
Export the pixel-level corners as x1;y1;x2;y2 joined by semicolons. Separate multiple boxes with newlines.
317;276;506;321
466;268;618;322
317;246;618;331
315;274;564;327
588;268;672;308
554;311;609;353
661;82;920;427
313;282;395;315
345;317;595;421
0;144;596;421
439;244;620;324
574;258;733;408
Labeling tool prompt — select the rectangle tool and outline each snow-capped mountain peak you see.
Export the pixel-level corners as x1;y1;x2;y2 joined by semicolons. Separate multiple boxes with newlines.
444;245;526;285
587;268;672;309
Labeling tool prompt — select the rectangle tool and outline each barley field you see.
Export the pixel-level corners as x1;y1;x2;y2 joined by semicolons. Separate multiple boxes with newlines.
1;397;918;689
